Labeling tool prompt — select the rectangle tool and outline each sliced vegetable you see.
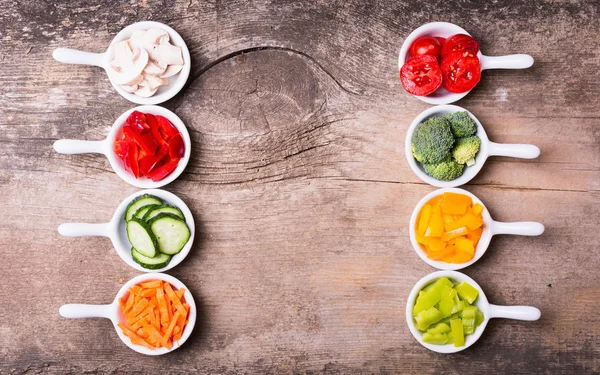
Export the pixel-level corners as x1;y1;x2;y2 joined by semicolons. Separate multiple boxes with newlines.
126;219;158;258
134;204;160;220
125;194;163;221
132;248;171;270
149;213;191;255
143;204;185;222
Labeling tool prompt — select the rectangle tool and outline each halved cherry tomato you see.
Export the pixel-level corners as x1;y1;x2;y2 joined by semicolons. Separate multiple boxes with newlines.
441;34;479;57
409;36;442;60
400;55;443;96
441;51;481;93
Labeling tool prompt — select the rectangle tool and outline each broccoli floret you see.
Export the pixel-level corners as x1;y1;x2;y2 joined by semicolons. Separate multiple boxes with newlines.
411;117;455;164
445;111;477;138
452;136;481;165
423;156;465;181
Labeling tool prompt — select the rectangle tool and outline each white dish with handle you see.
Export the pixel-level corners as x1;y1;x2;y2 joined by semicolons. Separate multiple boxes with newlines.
58;189;194;273
60;273;196;355
409;187;544;270
406;270;541;353
398;22;534;104
53;105;191;189
405;104;540;188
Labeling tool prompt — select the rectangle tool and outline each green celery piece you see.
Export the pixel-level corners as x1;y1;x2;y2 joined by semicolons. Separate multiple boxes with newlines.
451;318;465;347
455;282;479;304
462;317;476;335
413;278;453;315
461;306;477;319
414;307;444;331
427;322;451;335
446;331;454;344
451;300;466;315
475;311;485;327
422;332;448;345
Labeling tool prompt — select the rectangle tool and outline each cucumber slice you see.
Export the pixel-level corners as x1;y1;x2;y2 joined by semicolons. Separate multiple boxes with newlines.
143;204;185;222
148;213;190;255
125;194;162;221
126;219;158;257
134;204;160;220
131;248;171;270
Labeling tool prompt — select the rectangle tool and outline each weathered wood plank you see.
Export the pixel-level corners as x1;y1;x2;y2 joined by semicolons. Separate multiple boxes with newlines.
0;0;599;374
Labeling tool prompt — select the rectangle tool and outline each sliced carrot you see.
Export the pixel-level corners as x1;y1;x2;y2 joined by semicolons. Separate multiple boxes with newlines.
130;285;144;295
153;309;161;331
164;289;173;322
128;298;149;319
175;288;185;301
161;311;181;346
119;298;127;312
156;286;170;327
141;280;162;289
164;282;187;319
141;288;156;298
124;293;135;312
118;323;154;350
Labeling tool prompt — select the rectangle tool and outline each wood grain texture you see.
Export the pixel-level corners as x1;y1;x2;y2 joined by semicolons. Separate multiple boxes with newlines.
0;0;599;374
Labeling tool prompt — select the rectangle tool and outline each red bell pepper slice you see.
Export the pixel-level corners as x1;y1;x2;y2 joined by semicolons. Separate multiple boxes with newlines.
138;144;168;176
126;111;150;133
114;139;131;160
123;125;157;156
156;115;179;140
168;133;185;159
124;141;141;178
146;114;167;146
147;158;180;182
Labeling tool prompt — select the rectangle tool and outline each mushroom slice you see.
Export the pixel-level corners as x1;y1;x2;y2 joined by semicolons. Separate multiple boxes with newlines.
143;60;168;75
160;64;183;78
146;28;170;45
128;29;148;51
143;74;165;90
123;74;144;86
150;44;183;65
107;48;148;85
134;82;159;98
112;40;134;64
120;84;138;93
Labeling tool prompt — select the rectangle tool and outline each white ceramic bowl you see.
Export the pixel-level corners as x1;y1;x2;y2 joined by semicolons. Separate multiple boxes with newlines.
60;273;196;355
53;105;191;189
406;270;541;353
58;189;195;273
405;105;540;188
53;21;191;105
398;22;534;104
409;187;544;270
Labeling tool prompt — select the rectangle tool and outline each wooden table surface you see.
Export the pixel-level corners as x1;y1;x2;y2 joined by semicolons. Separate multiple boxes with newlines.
1;1;599;374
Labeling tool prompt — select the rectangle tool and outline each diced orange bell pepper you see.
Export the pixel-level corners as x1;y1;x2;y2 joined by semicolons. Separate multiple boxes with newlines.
446;213;483;231
472;203;484;216
455;237;475;255
416;234;428;245
442;214;455;232
428;245;456;261
451;251;473;264
417;204;432;236
425;205;444;237
426;238;446;252
441;226;469;242
467;227;483;245
441;192;472;215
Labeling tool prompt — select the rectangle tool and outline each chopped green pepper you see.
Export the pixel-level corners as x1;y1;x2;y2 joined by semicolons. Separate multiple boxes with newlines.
423;332;449;344
455;281;479;304
414;307;444;331
451;318;465;347
413;277;453;315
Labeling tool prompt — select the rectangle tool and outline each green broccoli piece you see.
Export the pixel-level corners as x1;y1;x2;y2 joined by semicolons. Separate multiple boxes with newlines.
411;117;455;164
445;111;477;138
423;156;465;181
452;136;481;165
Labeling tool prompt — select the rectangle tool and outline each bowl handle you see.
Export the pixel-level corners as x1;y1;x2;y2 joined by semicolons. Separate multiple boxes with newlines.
53;139;109;155
480;54;534;70
58;222;111;237
488;304;541;321
59;303;114;320
488;142;540;159
490;221;545;236
53;48;106;68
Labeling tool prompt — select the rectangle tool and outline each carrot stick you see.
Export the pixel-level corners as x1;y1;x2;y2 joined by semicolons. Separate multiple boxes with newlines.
164;290;173;322
118;323;154;350
130;285;144;295
153;309;161;331
124;293;135;312
141;280;162;289
161;311;180;346
164;283;187;319
141;288;156;298
175;288;185;301
156;286;169;327
119;298;126;312
127;298;149;320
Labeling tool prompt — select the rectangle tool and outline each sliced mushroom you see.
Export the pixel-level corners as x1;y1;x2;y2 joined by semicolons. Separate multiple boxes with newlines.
123;74;144;86
112;40;133;64
143;60;168;75
143;73;165;90
147;28;170;45
134;81;159;98
120;84;138;93
160;64;183;78
150;44;183;65
107;47;148;85
128;29;148;51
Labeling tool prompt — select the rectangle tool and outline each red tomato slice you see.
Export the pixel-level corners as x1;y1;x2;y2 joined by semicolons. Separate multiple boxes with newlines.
409;36;442;60
400;55;443;96
442;34;479;57
441;51;481;93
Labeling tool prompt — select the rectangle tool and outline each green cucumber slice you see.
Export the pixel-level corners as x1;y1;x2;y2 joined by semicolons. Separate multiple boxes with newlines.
131;248;171;270
143;204;185;222
134;204;160;220
125;194;162;221
148;213;190;255
126;218;158;257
